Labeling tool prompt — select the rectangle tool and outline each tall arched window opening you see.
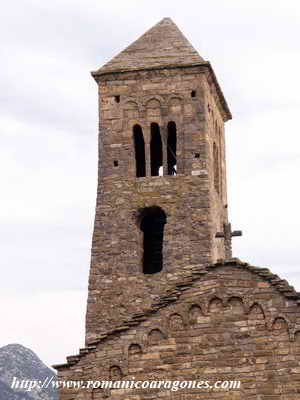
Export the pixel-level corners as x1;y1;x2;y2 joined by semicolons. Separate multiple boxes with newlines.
140;206;167;274
167;121;177;175
213;142;220;193
150;123;163;176
133;125;146;178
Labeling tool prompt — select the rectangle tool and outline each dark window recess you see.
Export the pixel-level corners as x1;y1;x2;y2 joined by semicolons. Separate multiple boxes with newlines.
195;153;200;158
150;123;163;176
191;90;197;98
140;207;167;274
114;95;120;103
167;121;177;175
133;125;146;177
113;160;119;167
213;142;220;193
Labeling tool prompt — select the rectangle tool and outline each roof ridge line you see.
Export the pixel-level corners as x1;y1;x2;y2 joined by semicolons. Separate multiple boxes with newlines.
92;61;209;77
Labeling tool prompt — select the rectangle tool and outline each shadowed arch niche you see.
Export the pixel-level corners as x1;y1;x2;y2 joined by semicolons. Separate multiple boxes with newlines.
150;123;163;176
133;124;146;177
167;121;177;175
139;206;167;274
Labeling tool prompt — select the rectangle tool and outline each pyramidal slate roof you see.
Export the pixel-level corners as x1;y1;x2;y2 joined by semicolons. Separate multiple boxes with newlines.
93;18;206;75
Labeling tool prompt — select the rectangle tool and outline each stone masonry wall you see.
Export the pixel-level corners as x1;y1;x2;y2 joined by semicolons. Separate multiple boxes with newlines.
57;261;300;400
203;75;229;260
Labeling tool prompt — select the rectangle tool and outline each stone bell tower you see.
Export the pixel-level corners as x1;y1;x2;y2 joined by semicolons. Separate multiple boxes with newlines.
86;18;233;344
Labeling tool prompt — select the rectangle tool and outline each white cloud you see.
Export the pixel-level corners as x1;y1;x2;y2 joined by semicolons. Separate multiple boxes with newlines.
0;290;87;366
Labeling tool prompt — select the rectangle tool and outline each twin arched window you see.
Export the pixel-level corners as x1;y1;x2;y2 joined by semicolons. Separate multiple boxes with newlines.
133;122;177;177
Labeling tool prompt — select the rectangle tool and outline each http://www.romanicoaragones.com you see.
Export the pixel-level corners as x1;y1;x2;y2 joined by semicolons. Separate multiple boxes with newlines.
11;376;241;392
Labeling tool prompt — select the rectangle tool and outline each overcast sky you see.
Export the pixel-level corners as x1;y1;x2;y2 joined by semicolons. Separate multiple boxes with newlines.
1;0;300;367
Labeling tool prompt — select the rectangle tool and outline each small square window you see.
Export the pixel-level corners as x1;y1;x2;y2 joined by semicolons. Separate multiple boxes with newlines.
114;95;120;103
113;160;119;167
191;90;197;98
195;153;200;158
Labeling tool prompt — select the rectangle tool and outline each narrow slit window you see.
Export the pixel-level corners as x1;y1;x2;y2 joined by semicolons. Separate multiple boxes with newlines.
167;121;177;175
133;125;146;178
140;207;167;274
213;142;220;193
150;123;163;176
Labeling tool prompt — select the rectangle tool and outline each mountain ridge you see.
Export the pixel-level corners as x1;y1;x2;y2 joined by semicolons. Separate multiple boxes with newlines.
0;343;58;400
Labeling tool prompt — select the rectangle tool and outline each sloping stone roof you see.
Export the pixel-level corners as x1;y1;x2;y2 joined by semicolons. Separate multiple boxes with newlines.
53;258;300;370
93;18;206;76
